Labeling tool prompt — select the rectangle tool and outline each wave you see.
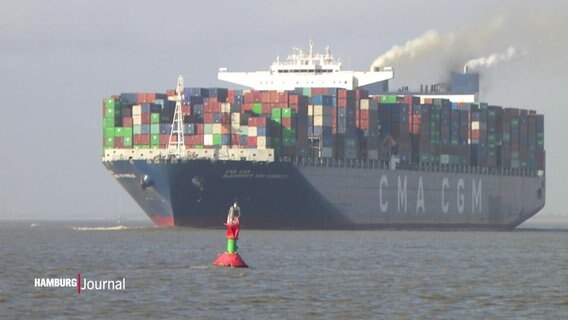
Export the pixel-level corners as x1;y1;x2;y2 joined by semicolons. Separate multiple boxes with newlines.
71;225;134;231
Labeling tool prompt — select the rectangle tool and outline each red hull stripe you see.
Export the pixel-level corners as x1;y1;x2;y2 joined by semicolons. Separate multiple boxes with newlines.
149;214;174;227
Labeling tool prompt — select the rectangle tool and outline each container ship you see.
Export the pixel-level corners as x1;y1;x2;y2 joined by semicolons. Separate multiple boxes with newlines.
102;42;545;230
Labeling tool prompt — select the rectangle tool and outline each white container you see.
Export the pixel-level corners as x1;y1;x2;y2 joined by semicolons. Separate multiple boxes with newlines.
204;134;213;146
248;126;257;137
212;123;222;134
132;105;142;115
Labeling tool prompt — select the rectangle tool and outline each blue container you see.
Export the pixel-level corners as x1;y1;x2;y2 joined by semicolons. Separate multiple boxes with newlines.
160;124;171;134
183;124;194;135
141;124;150;135
322;136;334;147
311;95;333;106
221;134;231;145
212;113;221;123
208;88;228;100
189;96;204;105
120;93;137;104
140;104;150;113
257;127;267;136
185;88;208;97
150;103;161;113
192;104;204;115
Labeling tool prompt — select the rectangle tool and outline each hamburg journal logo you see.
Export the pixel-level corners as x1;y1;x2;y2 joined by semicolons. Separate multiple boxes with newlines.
34;273;125;294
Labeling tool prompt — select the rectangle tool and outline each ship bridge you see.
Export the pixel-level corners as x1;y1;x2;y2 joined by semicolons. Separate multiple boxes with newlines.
218;41;394;90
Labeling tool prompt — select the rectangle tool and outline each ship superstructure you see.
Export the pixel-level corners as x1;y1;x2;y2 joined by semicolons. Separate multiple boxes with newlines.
218;41;394;90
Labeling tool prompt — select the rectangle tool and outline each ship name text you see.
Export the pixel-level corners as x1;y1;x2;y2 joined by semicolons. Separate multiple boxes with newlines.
378;175;482;214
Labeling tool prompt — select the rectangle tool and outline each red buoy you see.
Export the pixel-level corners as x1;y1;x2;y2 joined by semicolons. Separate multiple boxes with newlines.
213;203;248;268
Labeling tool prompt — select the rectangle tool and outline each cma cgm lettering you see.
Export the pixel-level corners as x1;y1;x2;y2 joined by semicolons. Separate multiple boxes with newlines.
378;175;482;214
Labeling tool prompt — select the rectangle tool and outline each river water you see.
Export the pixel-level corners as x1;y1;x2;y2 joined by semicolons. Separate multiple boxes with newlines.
1;220;566;319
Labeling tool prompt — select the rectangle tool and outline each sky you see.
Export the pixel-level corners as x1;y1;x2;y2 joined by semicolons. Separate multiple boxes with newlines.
1;0;567;222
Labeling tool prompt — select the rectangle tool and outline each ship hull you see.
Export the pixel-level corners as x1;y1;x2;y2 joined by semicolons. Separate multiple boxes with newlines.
104;159;545;230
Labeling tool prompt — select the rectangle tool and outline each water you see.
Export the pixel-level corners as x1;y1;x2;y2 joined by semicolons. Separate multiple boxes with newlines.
1;221;567;319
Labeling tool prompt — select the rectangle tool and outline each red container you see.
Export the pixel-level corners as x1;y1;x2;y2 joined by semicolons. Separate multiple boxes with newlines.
221;113;231;124
195;124;204;134
208;97;218;104
281;117;292;128
247;136;257;146
289;95;299;104
248;117;267;127
204;113;214;123
123;117;133;127
136;92;146;103
160;134;169;145
242;103;252;112
166;89;176;97
114;137;124;148
269;91;278;103
277;92;289;103
231;134;240;145
470;130;480;140
261;91;271;103
182;105;190;116
262;103;271;114
140;134;150;145
141;113;150;124
146;92;156;102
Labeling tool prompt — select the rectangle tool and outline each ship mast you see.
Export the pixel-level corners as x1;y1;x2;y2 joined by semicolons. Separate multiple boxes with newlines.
168;75;186;157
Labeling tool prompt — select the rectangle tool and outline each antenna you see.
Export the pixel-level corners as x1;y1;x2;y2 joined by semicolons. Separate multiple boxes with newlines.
168;75;186;157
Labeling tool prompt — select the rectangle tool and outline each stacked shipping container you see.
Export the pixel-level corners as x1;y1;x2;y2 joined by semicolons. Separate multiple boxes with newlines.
103;88;545;171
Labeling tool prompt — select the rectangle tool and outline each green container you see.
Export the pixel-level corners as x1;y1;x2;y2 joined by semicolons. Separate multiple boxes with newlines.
104;136;114;148
431;155;440;163
302;88;312;97
252;103;262;115
282;108;292;118
151;124;160;134
134;145;149;149
283;128;295;139
271;108;282;120
105;98;119;109
133;125;142;134
283;136;295;146
103;118;115;128
104;127;115;138
204;124;213;134
114;127;124;137
420;153;430;163
151;113;160;124
380;95;397;104
213;134;222;146
150;134;160;146
123;136;132;147
105;105;115;118
123;128;133;138
193;145;204;149
272;137;282;147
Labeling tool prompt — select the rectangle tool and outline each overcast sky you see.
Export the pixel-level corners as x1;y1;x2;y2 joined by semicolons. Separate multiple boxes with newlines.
1;0;567;221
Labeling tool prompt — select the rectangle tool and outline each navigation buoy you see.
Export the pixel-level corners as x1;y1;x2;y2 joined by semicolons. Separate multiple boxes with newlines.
213;203;248;268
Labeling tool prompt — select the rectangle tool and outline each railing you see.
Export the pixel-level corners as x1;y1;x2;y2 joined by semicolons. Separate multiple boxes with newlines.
283;156;541;178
